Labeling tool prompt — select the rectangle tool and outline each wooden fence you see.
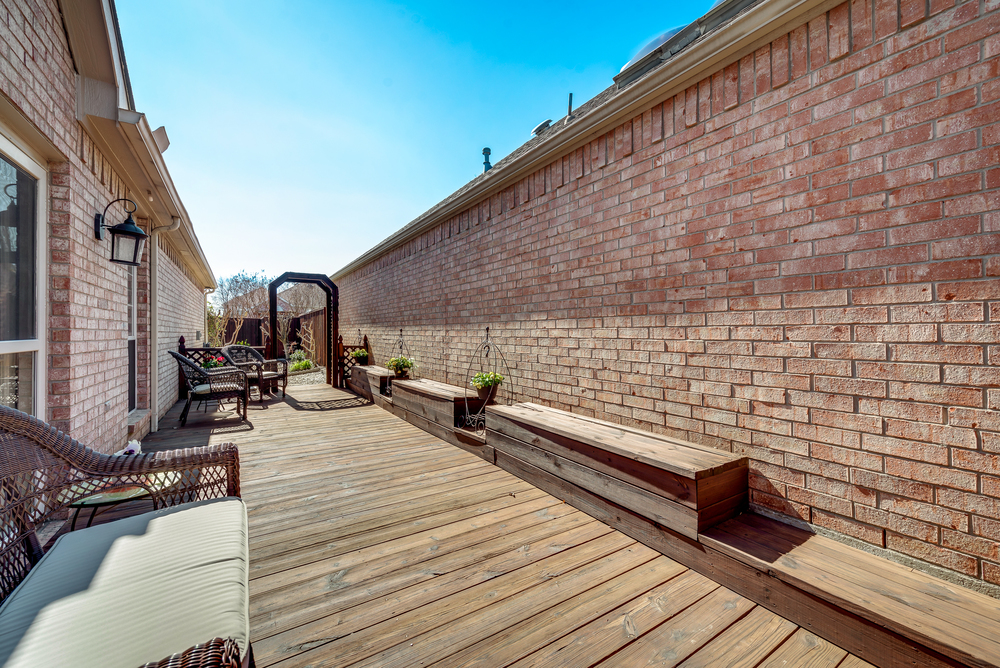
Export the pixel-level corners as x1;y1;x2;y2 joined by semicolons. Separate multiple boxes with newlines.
219;308;329;362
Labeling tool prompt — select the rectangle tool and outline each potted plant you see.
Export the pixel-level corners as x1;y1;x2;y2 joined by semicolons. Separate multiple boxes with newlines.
350;348;369;366
201;355;226;370
471;371;503;403
386;356;414;378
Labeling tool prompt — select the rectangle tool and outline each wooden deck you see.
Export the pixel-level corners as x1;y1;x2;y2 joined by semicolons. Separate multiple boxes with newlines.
136;383;874;668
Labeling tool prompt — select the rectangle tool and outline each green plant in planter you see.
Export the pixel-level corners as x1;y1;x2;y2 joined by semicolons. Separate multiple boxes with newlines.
350;348;369;364
472;371;504;402
386;356;414;376
288;349;308;363
290;359;313;372
471;371;504;389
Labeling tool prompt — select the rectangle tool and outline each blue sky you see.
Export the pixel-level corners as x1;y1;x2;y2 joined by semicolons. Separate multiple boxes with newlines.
116;1;716;281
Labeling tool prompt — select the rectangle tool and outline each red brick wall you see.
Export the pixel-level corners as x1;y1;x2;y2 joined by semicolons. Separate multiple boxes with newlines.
0;0;202;449
339;0;1000;584
156;237;207;419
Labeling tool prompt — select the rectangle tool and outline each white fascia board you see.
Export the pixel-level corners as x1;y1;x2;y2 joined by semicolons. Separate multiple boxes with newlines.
330;0;836;281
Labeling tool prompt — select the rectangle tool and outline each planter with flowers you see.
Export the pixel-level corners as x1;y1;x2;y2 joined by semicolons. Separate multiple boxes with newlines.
386;356;414;378
350;348;369;366
471;371;503;404
201;355;227;370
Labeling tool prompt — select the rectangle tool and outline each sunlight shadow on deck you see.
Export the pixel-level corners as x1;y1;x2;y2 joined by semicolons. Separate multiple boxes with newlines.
284;396;370;411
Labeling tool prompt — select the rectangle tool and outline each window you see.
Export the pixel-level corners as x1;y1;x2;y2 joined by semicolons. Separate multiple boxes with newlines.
0;139;45;417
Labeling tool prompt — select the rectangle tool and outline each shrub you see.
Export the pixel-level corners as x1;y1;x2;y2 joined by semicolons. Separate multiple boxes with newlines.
288;349;308;363
291;359;313;372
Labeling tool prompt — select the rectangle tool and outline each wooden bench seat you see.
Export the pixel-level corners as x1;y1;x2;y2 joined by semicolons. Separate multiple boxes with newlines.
348;365;394;403
392;378;487;429
701;513;1000;668
486;402;747;539
388;379;492;461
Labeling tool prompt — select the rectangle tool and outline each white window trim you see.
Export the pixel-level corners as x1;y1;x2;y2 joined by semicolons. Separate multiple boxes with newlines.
0;129;47;419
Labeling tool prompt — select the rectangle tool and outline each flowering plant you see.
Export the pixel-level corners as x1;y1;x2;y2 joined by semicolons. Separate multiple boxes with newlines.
386;356;414;373
471;371;504;389
201;355;226;370
350;348;369;362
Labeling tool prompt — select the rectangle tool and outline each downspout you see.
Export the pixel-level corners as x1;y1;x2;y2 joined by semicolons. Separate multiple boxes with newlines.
149;216;181;432
204;287;215;348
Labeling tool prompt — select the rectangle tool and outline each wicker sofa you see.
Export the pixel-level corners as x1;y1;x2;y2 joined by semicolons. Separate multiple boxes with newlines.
0;405;252;668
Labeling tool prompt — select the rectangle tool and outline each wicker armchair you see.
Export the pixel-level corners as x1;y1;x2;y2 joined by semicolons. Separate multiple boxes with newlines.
222;345;288;400
0;404;245;667
170;351;249;425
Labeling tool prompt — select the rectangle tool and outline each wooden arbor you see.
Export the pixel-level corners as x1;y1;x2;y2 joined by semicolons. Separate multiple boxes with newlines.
268;272;338;386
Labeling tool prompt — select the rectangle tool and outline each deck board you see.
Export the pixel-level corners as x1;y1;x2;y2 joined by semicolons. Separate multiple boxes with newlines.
132;384;871;668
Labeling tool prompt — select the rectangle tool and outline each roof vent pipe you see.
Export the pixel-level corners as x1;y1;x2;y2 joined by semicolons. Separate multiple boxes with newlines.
483;147;492;173
565;93;574;125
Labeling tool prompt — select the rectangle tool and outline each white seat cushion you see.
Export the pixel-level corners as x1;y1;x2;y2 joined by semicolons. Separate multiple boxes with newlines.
191;383;211;394
0;497;249;668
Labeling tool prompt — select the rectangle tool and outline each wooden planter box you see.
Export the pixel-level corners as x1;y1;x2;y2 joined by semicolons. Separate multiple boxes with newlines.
391;379;488;429
487;402;747;539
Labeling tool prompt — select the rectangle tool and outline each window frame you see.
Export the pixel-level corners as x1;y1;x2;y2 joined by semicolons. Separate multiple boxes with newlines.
0;131;47;419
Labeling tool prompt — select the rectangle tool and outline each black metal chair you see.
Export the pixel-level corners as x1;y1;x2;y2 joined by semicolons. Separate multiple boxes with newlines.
169;351;249;425
222;345;288;401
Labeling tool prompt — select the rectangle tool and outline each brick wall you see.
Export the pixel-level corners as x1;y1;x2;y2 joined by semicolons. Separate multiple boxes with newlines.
339;0;1000;585
0;0;203;449
156;237;207;419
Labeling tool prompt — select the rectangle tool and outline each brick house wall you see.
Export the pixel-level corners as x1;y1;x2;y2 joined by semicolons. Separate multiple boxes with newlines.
0;0;211;449
338;0;1000;585
155;237;206;419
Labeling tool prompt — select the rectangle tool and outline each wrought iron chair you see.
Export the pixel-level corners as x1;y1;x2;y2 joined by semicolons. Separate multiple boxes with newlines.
0;403;245;668
169;351;249;425
222;345;288;400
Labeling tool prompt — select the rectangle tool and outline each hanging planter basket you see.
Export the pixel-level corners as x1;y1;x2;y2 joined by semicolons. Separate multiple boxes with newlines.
463;327;515;436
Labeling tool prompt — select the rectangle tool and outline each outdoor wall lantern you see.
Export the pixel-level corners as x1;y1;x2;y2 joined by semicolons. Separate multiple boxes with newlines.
94;198;147;266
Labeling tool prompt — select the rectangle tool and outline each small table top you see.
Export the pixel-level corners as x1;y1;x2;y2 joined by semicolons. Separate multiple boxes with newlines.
69;485;149;508
65;471;182;508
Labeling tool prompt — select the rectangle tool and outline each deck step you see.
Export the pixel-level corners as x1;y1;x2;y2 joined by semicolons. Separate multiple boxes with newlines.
486;402;747;539
701;513;1000;668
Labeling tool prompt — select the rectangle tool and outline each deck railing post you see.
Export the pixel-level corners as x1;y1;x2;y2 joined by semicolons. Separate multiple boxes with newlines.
336;335;344;388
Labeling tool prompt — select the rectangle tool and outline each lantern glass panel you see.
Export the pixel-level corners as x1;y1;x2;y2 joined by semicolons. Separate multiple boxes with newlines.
112;234;137;265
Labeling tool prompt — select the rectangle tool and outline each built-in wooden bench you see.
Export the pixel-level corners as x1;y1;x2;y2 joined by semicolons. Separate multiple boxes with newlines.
348;365;394;405
389;379;492;461
392;379;487;428
357;384;1000;668
486;402;747;540
701;513;1000;668
346;365;374;401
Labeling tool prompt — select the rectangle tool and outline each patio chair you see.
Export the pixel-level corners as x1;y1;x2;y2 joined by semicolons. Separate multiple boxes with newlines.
0;404;247;668
169;351;249;426
222;345;288;400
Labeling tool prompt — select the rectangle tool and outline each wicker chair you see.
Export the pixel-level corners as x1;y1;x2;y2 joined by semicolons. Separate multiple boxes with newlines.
170;351;249;425
222;345;288;401
0;404;246;668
